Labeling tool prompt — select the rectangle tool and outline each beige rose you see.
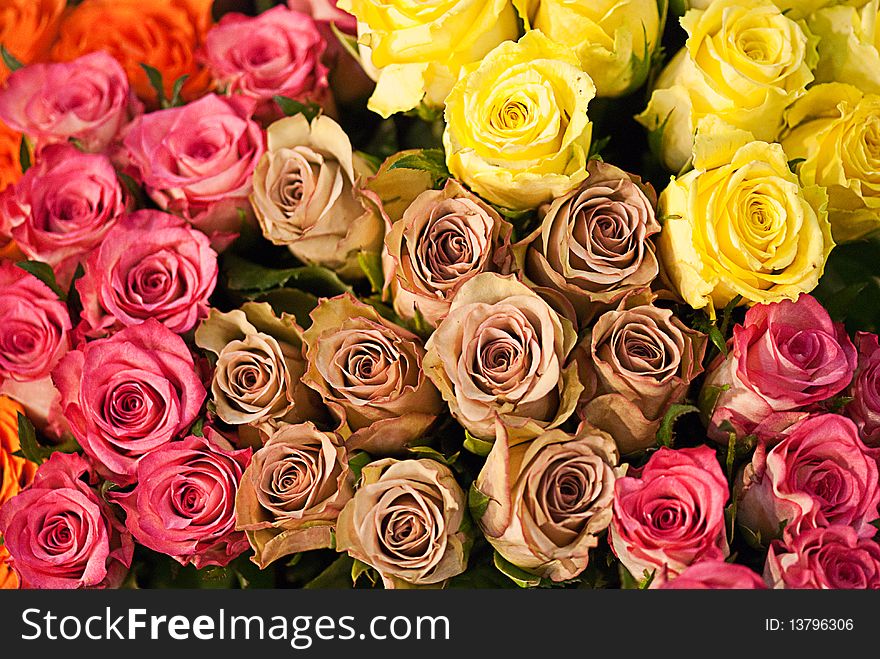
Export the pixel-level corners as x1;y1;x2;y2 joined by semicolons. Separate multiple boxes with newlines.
235;422;353;568
335;458;470;588
517;159;660;329
473;423;623;582
302;294;443;454
250;113;384;280
424;272;582;444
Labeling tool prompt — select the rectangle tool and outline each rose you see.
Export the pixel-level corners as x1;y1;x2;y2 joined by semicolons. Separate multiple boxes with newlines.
683;0;844;18
289;0;356;33
0;121;22;193
657;125;833;311
250;114;383;280
383;178;514;327
202;7;329;120
658;560;767;589
765;526;880;589
235;422;353;567
810;0;880;95
424;273;582;443
0;453;133;589
111;434;251;568
123;94;264;243
609;446;730;579
514;0;662;97
701;295;856;442
637;0;817;172
0;52;140;154
473;423;623;582
847;332;880;447
51;0;214;107
737;415;880;542
0;0;64;82
337;0;518;117
302;295;443;454
517;160;660;328
195;302;325;435
0;261;71;385
782;84;880;243
53;320;206;486
443;30;596;211
579;295;707;454
76;210;218;339
2;144;127;285
336;458;469;588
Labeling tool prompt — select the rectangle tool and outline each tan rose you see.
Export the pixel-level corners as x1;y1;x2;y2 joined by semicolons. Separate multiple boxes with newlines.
335;458;469;588
235;422;354;568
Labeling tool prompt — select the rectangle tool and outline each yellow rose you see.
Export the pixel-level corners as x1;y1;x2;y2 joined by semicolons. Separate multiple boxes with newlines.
811;0;880;94
683;0;858;19
338;0;520;118
657;120;833;311
443;30;596;211
638;0;817;172
783;83;880;242
513;0;662;98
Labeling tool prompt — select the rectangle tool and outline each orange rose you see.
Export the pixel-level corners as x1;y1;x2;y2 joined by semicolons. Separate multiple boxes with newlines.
0;0;65;82
0;544;17;589
0;396;34;590
0;120;21;193
51;0;215;107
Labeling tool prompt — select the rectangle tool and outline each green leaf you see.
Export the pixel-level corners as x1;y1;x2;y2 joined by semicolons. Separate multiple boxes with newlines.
358;251;384;294
388;148;449;188
0;45;22;72
257;288;319;329
330;21;362;63
407;445;459;467
708;325;728;357
16;260;66;300
493;552;542;588
255;0;278;13
66;262;86;327
787;157;805;172
656;404;699;448
639;569;656;590
351;559;377;586
189;417;205;438
303;555;354;589
273;95;321;122
19;135;30;173
825;395;855;413
16;413;43;465
139;63;166;107
725;500;737;544
726;432;736;481
407;307;432;340
224;253;352;297
588;135;611;161
168;74;189;108
468;482;490;520
647;109;673;163
719;295;743;338
348;451;372;483
463;431;493;457
697;383;729;427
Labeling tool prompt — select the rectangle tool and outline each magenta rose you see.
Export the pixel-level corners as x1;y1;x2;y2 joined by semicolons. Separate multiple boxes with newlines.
846;332;880;447
659;560;767;589
122;94;265;244
76;210;218;339
111;434;251;568
765;526;880;589
0;52;139;153
737;414;880;542
609;446;729;579
202;6;329;121
0;452;133;589
1;143;127;285
53;320;206;486
702;295;857;443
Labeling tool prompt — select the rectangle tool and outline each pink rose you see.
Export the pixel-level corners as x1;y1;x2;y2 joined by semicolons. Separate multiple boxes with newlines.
203;6;328;121
846;332;880;447
76;210;218;339
1;143;127;285
122;94;265;244
0;452;133;589
0;52;140;153
111;434;251;568
737;414;880;542
609;446;729;579
659;560;767;589
702;295;857;443
53;320;206;486
765;526;880;589
288;0;356;33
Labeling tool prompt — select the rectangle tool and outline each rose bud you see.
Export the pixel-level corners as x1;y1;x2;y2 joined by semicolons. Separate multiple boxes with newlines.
517;160;660;328
302;294;443;454
765;526;880;589
424;273;582;443
75;210;218;339
235;422;354;568
701;295;856;443
737;414;880;542
250;113;384;280
383;178;514;328
610;446;730;579
195;302;326;435
579;294;706;454
112;433;251;568
53;320;206;486
473;423;623;582
335;458;470;588
658;560;767;589
846;332;880;447
0;453;133;589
